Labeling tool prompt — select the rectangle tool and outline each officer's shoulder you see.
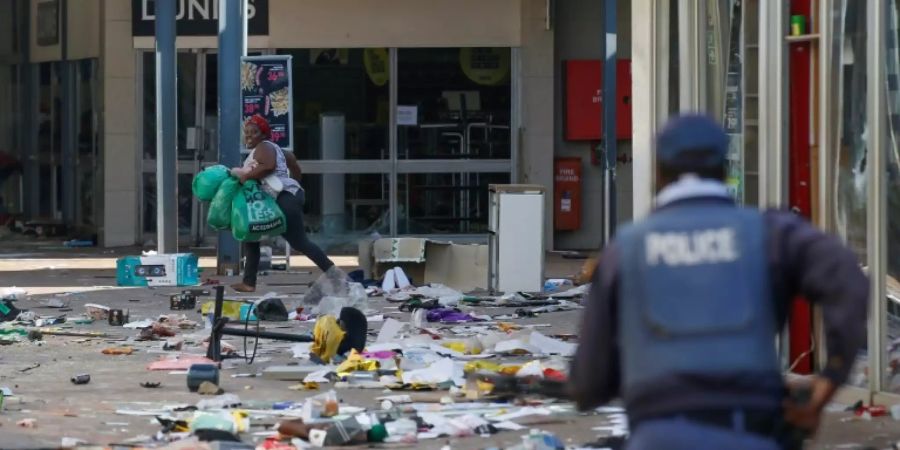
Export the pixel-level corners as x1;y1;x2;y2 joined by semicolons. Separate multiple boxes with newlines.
758;207;816;230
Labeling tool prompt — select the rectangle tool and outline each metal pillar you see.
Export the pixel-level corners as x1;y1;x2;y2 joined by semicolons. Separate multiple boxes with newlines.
866;0;887;396
815;0;832;230
632;0;670;219
601;0;618;244
21;12;39;220
758;0;788;208
60;62;76;223
388;48;398;236
60;0;76;224
217;0;246;273
677;0;703;111
155;0;178;253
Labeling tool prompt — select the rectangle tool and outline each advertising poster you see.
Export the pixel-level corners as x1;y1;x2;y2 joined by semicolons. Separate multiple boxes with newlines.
241;55;293;150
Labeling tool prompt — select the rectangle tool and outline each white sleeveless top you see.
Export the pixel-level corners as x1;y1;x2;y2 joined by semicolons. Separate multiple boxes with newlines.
243;140;301;196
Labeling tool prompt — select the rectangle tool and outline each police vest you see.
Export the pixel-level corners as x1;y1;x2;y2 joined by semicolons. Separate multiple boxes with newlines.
616;202;779;396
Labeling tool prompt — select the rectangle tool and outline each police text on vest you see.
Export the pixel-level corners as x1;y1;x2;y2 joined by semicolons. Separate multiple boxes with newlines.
645;228;739;266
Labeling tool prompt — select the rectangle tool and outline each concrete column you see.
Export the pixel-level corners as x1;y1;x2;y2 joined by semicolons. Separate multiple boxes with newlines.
101;0;139;247
520;0;555;249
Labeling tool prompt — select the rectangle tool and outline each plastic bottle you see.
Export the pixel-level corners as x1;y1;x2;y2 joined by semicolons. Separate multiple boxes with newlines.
322;390;339;417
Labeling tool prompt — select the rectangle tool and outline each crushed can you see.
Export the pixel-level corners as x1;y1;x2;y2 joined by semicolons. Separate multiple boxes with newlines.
71;374;91;385
169;292;198;311
108;309;128;326
187;364;219;392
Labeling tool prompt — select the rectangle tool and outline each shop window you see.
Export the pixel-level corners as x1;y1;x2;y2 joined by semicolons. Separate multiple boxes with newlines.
397;172;510;234
704;0;758;204
142;52;201;161
398;48;511;160
300;173;390;248
0;65;20;216
37;62;62;219
884;0;900;394
830;0;869;389
275;49;390;161
77;59;99;226
142;172;194;236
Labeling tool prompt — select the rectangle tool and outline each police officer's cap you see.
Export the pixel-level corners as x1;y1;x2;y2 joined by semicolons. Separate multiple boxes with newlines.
656;114;729;168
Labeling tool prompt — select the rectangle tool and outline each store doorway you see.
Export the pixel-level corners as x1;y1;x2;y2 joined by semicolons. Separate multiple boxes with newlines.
140;50;263;247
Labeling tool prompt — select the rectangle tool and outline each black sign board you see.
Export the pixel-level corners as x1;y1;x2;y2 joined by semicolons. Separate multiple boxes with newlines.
132;0;268;36
36;0;60;46
241;55;293;150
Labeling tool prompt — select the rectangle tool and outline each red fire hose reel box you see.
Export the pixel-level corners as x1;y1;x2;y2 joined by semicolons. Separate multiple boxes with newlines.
554;158;583;231
564;59;632;141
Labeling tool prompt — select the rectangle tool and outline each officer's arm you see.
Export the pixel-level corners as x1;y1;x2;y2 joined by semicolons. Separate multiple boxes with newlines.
570;243;621;411
774;212;869;385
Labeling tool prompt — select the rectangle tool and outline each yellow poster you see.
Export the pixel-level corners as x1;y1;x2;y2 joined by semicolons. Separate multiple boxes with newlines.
460;48;510;86
364;48;390;87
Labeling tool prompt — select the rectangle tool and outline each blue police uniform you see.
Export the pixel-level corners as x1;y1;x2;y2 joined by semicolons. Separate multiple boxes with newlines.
570;115;869;449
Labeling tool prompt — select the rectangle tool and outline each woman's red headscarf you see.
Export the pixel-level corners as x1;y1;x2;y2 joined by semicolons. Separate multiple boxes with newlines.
245;114;271;137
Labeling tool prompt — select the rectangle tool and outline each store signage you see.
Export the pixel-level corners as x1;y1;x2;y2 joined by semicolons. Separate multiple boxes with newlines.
132;0;269;36
36;0;59;46
241;55;293;150
459;48;510;86
397;106;418;126
364;48;390;87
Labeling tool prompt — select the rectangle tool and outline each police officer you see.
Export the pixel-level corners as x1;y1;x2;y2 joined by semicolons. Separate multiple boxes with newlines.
570;114;869;449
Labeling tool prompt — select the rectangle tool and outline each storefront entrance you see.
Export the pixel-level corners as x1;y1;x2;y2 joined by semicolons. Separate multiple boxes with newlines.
139;49;264;246
138;47;517;251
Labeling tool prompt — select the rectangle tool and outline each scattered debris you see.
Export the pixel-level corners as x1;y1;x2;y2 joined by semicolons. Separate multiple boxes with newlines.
102;346;134;355
108;308;129;326
16;418;37;428
70;374;91;385
3;253;876;450
19;363;40;373
84;303;111;321
197;381;225;395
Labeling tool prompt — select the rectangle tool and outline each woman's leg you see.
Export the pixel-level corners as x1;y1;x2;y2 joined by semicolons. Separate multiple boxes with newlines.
277;190;335;272
236;241;261;290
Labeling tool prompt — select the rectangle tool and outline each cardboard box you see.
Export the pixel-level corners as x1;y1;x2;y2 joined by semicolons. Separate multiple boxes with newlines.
116;253;199;287
373;238;427;263
424;241;488;292
363;238;488;292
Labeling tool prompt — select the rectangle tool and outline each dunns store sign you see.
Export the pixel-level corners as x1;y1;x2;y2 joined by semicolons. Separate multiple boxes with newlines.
132;0;269;36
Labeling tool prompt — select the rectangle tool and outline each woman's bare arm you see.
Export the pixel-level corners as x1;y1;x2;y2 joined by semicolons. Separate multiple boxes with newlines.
236;142;277;182
283;149;302;181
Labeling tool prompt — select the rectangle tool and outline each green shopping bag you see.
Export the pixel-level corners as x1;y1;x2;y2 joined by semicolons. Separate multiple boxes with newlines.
192;165;231;201
207;176;241;230
231;180;287;242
